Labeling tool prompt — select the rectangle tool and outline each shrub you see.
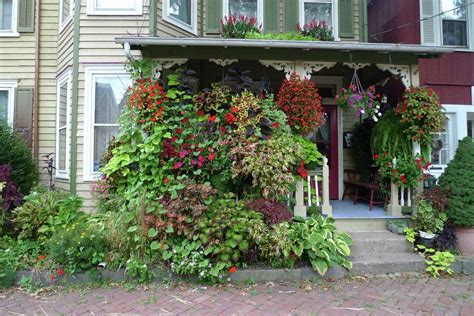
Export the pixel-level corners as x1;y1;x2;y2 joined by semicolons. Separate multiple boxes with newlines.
0;122;37;195
288;214;353;275
434;223;457;251
439;137;474;227
298;20;334;41
221;15;261;38
276;72;324;135
420;186;449;212
46;221;106;273
246;198;292;226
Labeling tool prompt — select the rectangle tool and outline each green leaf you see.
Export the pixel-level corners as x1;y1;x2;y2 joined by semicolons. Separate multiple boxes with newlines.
150;241;160;250
147;228;158;238
166;226;174;233
162;250;173;260
311;258;329;276
127;226;138;233
228;239;237;248
292;243;304;257
336;242;351;257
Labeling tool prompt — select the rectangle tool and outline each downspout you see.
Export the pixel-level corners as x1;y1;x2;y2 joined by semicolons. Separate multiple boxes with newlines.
33;0;41;159
150;0;157;36
69;0;82;194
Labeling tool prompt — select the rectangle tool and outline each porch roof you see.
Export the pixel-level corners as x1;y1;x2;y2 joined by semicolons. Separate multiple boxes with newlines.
115;37;454;65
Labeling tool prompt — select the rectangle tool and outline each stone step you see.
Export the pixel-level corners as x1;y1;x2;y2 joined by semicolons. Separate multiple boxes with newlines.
350;231;413;255
350;252;426;275
335;218;409;232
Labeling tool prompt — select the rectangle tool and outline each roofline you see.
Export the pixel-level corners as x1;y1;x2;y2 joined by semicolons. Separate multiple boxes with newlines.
115;37;454;57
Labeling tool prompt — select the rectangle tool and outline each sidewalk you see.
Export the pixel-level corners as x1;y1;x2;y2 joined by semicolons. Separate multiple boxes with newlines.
1;274;473;315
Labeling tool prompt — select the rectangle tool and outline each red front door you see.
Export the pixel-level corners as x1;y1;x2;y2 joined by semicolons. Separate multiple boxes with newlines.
309;106;339;199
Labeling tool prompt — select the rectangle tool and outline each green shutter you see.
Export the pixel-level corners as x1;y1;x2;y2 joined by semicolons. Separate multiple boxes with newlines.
18;0;35;33
358;0;368;42
338;0;354;38
264;0;280;33
207;0;223;34
284;0;298;32
14;88;34;148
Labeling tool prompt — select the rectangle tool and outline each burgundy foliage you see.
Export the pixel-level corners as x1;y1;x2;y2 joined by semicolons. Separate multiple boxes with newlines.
246;198;292;226
0;164;24;211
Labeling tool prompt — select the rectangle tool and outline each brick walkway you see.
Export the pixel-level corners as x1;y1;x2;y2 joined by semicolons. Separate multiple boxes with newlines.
1;274;474;315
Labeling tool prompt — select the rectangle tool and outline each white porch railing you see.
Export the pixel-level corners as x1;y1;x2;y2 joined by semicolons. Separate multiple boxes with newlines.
387;182;413;216
290;157;332;217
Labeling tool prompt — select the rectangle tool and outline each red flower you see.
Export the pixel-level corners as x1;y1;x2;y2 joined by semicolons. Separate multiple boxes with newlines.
174;162;183;170
56;268;64;277
196;110;204;116
229;266;237;273
176;128;183;134
208;115;216;122
150;117;156;122
225;113;237;125
50;274;56;281
208;153;216;161
163;178;170;184
297;161;308;178
373;154;379;159
230;106;239;113
38;255;46;261
272;122;280;128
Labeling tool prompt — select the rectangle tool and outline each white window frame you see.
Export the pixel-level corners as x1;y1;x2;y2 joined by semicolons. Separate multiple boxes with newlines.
223;0;264;28
431;113;456;172
299;0;339;41
420;0;473;51
0;0;19;37
59;0;74;33
83;64;129;181
55;70;72;179
0;80;18;126
163;0;197;34
87;0;143;16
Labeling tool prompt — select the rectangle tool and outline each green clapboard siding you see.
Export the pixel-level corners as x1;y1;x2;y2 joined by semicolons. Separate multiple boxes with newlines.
264;0;280;33
339;0;354;37
284;0;298;32
18;0;35;33
207;0;223;33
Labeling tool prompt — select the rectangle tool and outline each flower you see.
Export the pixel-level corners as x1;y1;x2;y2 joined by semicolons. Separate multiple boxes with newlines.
208;115;216;122
38;255;46;261
50;274;56;281
56;268;64;276
272;122;280;128
208;153;216;161
229;266;237;273
373;154;379;159
224;113;237;125
163;178;170;184
173;162;183;170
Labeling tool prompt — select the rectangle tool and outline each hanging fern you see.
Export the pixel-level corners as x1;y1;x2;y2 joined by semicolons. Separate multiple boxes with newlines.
371;111;412;157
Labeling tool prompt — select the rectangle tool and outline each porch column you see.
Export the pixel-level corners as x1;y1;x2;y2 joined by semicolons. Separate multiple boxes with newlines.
294;180;307;218
411;65;422;215
321;157;333;216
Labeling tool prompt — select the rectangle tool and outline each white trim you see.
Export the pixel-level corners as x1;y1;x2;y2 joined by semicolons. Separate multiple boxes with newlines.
471;86;474;104
223;0;264;29
86;0;143;16
0;0;19;37
0;80;18;126
55;70;72;179
59;0;74;33
83;64;129;181
163;0;197;34
299;0;339;41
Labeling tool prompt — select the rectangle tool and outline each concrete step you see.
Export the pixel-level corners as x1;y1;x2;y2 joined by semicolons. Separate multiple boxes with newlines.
351;252;426;275
350;231;413;255
335;218;397;232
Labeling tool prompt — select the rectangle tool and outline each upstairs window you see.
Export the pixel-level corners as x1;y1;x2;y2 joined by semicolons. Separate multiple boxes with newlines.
441;0;468;46
224;0;263;23
421;0;472;49
87;0;143;15
163;0;197;34
60;0;73;30
302;0;334;25
0;0;18;35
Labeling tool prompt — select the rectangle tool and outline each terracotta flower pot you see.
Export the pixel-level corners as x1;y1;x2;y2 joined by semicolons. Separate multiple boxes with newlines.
455;227;474;255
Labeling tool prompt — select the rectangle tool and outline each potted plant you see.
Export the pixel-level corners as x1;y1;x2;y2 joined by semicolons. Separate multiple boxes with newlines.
439;137;474;255
412;200;447;248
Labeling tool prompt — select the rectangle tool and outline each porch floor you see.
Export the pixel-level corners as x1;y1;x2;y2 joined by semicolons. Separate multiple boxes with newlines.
331;200;408;219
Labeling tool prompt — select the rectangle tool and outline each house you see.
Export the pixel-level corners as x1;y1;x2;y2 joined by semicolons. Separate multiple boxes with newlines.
368;0;474;178
0;0;456;214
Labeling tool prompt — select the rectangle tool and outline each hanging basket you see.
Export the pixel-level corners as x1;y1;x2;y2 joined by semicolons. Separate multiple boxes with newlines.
336;69;383;122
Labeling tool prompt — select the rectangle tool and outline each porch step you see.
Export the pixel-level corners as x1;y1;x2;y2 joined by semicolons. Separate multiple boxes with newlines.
335;218;409;232
349;231;426;275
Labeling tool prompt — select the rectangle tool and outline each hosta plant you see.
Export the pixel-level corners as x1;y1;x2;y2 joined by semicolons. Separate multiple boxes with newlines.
288;214;353;275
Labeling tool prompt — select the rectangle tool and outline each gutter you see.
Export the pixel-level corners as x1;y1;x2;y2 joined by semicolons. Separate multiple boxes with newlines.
115;37;455;57
33;0;41;159
69;0;82;195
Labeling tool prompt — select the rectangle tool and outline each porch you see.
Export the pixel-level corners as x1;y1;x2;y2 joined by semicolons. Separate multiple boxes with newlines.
116;37;452;225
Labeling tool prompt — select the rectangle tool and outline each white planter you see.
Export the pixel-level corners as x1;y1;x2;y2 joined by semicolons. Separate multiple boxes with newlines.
419;231;436;240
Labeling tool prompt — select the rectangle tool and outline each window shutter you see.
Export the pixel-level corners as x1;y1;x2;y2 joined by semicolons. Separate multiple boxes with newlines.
14;88;34;148
206;0;223;33
338;0;354;38
420;0;437;45
284;0;298;32
264;0;280;33
18;0;35;33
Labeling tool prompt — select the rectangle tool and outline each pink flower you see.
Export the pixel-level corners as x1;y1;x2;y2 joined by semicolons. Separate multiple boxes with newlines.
179;150;188;158
173;162;183;170
208;153;216;161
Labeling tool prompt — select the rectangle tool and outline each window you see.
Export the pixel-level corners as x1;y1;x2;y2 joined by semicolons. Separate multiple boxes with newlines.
0;0;18;36
441;0;468;46
87;0;143;15
60;0;73;30
299;0;338;39
56;71;72;178
163;0;197;33
0;81;17;125
431;114;455;166
84;65;130;180
224;0;263;23
421;0;473;49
